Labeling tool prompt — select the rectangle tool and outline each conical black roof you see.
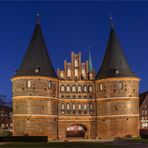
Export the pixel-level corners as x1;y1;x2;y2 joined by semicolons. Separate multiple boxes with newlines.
14;23;57;78
96;27;136;80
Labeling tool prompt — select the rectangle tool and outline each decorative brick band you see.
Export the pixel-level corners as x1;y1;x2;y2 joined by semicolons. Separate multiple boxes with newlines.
11;76;58;81
96;97;139;101
95;77;140;83
13;96;58;100
97;114;139;118
59;119;95;121
58;115;96;121
58;99;96;102
13;114;57;117
59;80;94;82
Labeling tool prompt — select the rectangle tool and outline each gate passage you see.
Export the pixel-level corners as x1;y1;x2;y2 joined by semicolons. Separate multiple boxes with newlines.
66;124;87;138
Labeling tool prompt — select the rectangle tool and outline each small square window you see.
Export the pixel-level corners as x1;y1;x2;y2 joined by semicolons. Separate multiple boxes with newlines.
35;67;40;73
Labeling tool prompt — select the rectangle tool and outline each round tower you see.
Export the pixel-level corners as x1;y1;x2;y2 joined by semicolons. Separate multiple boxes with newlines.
11;18;58;140
95;25;140;139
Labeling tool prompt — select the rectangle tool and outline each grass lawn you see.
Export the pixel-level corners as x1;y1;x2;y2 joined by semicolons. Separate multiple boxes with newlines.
127;138;148;143
0;142;120;148
2;138;148;148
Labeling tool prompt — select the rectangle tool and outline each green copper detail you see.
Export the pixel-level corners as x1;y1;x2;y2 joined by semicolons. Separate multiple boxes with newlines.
88;48;93;72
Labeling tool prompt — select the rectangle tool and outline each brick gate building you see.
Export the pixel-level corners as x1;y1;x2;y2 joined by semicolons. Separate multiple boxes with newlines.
12;18;140;140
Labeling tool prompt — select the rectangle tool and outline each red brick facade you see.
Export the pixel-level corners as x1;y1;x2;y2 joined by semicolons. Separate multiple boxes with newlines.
12;52;140;140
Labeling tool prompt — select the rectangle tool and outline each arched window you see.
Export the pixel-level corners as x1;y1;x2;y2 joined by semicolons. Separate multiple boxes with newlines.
84;104;87;110
83;85;87;93
73;104;76;110
61;104;65;110
78;85;82;93
75;60;78;67
60;85;65;93
78;104;82;110
72;85;76;93
89;85;93;93
75;69;78;78
27;80;31;88
48;81;52;89
82;69;86;77
99;83;103;91
66;85;71;93
89;104;93;110
67;69;71;77
67;104;70;110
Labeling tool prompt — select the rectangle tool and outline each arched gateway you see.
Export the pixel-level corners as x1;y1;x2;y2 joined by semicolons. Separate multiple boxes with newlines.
66;124;87;138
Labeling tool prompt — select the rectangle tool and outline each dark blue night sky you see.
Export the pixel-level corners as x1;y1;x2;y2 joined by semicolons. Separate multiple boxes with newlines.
0;1;148;100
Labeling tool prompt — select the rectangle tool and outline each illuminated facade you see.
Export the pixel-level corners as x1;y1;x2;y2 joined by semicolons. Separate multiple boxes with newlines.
12;19;140;140
57;51;96;139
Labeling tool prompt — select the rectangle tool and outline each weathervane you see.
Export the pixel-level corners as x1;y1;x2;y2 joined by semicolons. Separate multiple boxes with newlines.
36;13;40;24
109;13;114;28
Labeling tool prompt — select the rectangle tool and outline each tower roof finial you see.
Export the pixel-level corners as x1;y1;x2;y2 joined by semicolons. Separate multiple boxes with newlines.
109;13;114;29
36;13;40;24
88;47;93;72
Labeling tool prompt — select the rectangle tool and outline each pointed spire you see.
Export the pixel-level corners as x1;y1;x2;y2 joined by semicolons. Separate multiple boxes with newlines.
88;47;93;72
14;18;57;78
36;13;40;24
95;24;136;80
